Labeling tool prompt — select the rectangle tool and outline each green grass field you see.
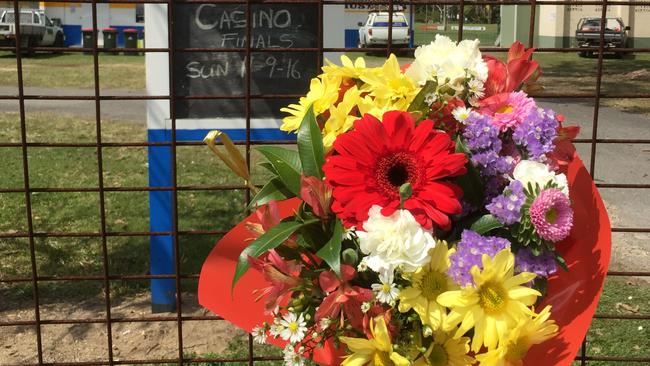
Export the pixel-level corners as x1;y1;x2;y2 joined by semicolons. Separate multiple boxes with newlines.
0;52;145;90
0;112;276;302
0;112;648;363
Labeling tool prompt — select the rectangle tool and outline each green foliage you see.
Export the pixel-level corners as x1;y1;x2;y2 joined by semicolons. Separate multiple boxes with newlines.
232;219;318;290
454;136;484;206
316;219;343;276
297;105;325;179
407;80;437;116
247;177;293;210
255;146;302;196
469;214;503;235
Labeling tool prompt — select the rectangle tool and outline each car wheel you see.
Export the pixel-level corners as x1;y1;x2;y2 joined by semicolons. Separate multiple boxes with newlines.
578;51;587;58
53;33;64;53
54;33;64;47
357;38;364;49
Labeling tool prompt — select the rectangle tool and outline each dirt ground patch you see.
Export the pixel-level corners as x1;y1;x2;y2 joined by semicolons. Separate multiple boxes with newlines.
0;292;244;364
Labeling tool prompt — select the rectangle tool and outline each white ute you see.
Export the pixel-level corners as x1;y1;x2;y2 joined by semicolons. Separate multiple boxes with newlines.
357;11;411;48
0;10;65;53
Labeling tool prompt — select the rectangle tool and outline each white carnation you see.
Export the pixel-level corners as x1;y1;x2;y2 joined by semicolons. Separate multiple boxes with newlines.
513;160;569;196
357;205;436;274
405;35;488;91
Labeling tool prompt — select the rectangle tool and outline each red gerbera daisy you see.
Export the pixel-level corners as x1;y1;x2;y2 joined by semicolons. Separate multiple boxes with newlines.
322;111;468;231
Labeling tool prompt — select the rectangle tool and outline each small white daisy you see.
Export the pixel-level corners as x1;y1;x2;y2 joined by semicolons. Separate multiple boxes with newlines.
452;107;473;123
424;92;438;105
283;345;305;366
279;312;308;344
343;226;356;240
269;317;283;338
361;301;372;313
251;325;267;345
357;259;369;272
318;317;332;331
469;96;481;107
468;78;485;99
371;271;399;304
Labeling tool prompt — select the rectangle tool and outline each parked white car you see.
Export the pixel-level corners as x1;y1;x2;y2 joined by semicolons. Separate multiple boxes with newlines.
357;12;411;48
0;10;65;53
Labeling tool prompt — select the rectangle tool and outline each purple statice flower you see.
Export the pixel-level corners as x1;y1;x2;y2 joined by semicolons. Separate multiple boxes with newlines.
513;108;559;161
515;248;557;278
448;230;511;287
486;180;526;225
462;113;514;177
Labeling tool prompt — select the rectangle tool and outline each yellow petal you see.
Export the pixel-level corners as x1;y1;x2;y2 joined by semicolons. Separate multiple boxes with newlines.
341;352;373;366
504;272;537;288
339;337;375;354
437;290;478;308
508;287;541;306
390;352;411;366
371;317;393;353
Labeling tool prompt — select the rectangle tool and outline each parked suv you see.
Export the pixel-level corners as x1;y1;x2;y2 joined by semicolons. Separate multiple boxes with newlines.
575;17;630;57
357;12;411;49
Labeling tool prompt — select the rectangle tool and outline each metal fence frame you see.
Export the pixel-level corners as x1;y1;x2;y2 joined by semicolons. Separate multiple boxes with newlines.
0;0;649;365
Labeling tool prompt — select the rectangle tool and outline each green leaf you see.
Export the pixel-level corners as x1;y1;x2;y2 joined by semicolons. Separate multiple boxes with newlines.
316;219;343;276
246;177;293;211
297;105;325;179
258;162;278;175
232;219;317;290
407;80;438;113
256;146;302;196
555;253;569;271
454;136;484;206
470;214;503;235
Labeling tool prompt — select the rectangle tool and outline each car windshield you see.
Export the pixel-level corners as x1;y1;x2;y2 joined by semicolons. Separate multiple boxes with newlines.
374;15;408;26
2;12;32;24
581;18;622;31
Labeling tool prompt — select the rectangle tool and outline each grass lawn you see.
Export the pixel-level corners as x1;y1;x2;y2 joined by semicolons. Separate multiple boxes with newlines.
0;112;275;302
0;52;145;90
0;112;648;363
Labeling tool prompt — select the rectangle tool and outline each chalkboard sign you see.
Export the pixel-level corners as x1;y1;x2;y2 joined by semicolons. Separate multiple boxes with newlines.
173;4;319;120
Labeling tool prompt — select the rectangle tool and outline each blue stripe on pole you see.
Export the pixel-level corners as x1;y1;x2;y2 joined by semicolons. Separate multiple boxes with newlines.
148;129;176;310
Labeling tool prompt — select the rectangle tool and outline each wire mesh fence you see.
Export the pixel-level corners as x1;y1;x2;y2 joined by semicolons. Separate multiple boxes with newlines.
0;0;648;365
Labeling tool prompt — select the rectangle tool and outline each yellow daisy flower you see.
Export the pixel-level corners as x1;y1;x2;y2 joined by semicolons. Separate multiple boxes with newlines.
475;306;559;366
322;85;362;149
437;248;541;353
322;55;367;80
339;316;410;366
413;331;475;366
398;243;458;331
360;54;419;110
279;74;340;132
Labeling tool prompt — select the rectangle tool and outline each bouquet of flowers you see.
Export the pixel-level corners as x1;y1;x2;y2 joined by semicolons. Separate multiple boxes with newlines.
198;36;611;366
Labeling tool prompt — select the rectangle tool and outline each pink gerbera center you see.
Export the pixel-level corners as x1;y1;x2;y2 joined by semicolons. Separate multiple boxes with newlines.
375;152;421;198
529;188;573;242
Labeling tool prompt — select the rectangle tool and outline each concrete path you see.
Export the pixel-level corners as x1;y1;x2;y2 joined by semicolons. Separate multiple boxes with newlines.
0;86;147;122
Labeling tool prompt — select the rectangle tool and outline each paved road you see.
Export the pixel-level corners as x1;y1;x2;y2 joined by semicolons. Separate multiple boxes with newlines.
0;86;147;122
0;86;647;271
